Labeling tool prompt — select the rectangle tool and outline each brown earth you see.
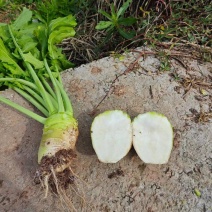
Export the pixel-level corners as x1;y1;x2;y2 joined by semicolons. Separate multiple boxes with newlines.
0;47;212;212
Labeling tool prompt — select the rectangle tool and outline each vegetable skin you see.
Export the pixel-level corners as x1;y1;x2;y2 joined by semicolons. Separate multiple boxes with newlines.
38;113;78;170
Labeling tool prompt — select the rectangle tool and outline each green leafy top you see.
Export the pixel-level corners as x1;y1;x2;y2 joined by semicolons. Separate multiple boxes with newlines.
0;8;76;80
0;8;77;124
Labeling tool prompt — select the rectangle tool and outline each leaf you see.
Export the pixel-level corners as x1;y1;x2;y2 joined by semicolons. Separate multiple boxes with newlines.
49;45;73;70
30;47;41;60
0;23;7;27
117;28;135;39
0;38;25;76
33;11;47;24
98;9;112;21
22;41;38;53
47;15;77;70
34;25;48;58
200;88;208;96
118;17;137;26
17;22;41;38
49;15;77;32
119;55;125;61
95;21;112;30
194;188;201;197
51;51;74;70
48;28;75;62
49;27;75;45
160;25;165;31
105;24;115;33
0;25;10;42
12;7;32;30
23;52;44;69
117;0;132;18
17;36;38;53
110;4;117;19
0;37;12;57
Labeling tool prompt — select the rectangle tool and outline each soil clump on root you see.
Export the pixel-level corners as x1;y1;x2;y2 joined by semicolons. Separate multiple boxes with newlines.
35;149;77;195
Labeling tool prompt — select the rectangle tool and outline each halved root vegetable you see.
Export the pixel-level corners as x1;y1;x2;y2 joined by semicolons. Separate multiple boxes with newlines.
91;110;133;163
132;112;173;164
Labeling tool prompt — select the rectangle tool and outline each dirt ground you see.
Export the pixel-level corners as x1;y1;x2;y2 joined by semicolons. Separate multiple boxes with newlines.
0;47;211;212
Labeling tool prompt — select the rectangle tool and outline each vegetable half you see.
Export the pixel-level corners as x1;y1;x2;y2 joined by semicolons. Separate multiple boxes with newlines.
91;110;132;163
132;112;173;164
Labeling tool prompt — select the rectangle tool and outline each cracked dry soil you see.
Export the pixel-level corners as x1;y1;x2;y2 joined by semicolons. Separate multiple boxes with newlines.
0;47;212;212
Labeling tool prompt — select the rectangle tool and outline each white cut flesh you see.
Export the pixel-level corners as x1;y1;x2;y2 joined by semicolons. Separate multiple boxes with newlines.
91;110;132;163
132;112;173;164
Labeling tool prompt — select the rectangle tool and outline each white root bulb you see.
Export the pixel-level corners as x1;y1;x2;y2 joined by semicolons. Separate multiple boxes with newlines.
91;110;133;163
132;112;173;164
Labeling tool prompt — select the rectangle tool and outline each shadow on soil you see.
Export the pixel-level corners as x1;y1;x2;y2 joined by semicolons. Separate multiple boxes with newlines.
76;112;95;155
17;117;43;175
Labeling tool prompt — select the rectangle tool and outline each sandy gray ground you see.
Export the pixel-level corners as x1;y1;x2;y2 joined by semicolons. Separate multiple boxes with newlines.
0;47;211;212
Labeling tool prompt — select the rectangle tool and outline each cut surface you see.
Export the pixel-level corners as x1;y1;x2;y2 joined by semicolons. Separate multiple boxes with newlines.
91;110;132;163
132;112;173;164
